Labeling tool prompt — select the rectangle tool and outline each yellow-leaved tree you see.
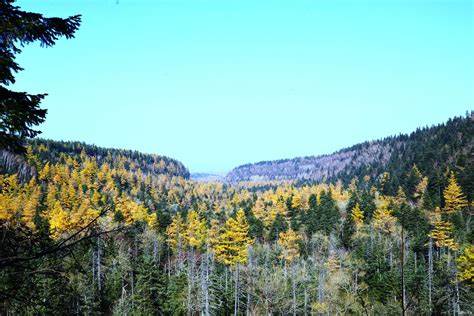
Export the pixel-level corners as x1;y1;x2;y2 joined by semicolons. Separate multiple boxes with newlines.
185;210;207;249
456;245;474;285
214;209;253;266
278;228;301;263
166;213;187;253
351;203;364;230
443;172;468;214
373;206;397;235
116;197;157;228
429;207;458;250
214;209;253;315
0;175;40;230
428;174;467;252
49;201;70;239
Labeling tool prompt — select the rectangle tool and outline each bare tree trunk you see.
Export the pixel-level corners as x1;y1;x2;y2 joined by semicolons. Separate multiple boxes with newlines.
203;248;210;316
187;248;194;315
401;226;406;316
318;268;324;306
428;238;433;314
292;264;297;316
234;264;239;316
304;287;308;316
246;251;252;316
92;249;95;285
130;269;134;310
97;237;101;291
454;252;460;315
389;240;393;268
153;237;158;261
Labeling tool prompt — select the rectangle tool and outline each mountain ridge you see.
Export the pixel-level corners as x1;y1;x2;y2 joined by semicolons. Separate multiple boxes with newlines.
225;113;474;192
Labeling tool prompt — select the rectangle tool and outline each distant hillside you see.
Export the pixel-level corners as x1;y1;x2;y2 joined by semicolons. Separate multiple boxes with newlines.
226;113;473;196
1;139;190;180
191;173;224;182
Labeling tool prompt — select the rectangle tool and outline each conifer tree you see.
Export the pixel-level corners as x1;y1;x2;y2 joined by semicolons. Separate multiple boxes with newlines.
429;207;458;250
351;203;364;230
456;245;474;284
278;228;301;263
213;209;252;315
185;210;207;249
214;209;252;266
319;190;339;235
1;0;81;153
443;172;468;214
166;213;187;253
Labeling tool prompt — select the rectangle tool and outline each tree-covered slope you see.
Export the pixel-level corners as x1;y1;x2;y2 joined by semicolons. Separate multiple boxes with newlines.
0;139;190;180
226;113;473;193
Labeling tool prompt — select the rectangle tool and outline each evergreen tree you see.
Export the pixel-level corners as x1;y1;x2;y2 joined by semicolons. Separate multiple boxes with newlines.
319;190;339;235
268;212;288;242
305;193;319;237
0;0;80;153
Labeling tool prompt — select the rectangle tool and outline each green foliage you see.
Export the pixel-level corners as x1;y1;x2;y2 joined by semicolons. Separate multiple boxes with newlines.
1;115;473;314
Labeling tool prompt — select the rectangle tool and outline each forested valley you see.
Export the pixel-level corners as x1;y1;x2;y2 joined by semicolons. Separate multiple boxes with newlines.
1;115;473;314
1;1;473;315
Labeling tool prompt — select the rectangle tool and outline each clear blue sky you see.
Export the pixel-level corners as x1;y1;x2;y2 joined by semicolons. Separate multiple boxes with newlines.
13;0;474;174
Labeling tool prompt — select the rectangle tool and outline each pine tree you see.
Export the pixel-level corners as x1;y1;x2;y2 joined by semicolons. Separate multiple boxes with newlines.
429;207;458;250
268;213;288;242
213;209;253;315
373;206;397;235
166;213;187;253
214;209;253;266
443;172;468;214
305;193;319;237
1;0;81;153
278;228;301;263
185;210;207;250
351;203;364;230
319;190;339;235
49;201;69;239
456;245;474;284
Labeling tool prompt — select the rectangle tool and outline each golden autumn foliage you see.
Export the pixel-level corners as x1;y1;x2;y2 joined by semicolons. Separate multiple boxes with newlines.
414;176;428;203
351;203;364;229
395;186;407;205
166;213;187;252
214;209;253;266
278;228;301;263
0;175;40;230
457;245;474;285
443;172;468;214
429;207;459;251
207;218;221;249
2;149;163;242
185;210;207;249
48;201;69;239
116;197;157;228
373;206;397;235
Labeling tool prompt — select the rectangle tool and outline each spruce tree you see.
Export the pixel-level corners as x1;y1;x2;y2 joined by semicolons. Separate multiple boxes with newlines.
0;0;81;153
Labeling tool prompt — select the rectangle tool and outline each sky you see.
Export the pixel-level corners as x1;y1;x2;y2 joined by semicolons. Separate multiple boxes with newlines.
13;0;474;174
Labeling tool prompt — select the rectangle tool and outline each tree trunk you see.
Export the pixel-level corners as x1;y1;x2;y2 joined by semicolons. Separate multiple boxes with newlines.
234;264;239;316
401;226;406;316
203;248;210;316
428;238;433;313
97;237;101;291
187;248;194;315
292;264;297;316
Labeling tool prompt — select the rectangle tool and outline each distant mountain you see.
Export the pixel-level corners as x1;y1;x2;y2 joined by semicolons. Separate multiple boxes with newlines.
191;173;224;182
225;113;473;196
1;139;190;180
